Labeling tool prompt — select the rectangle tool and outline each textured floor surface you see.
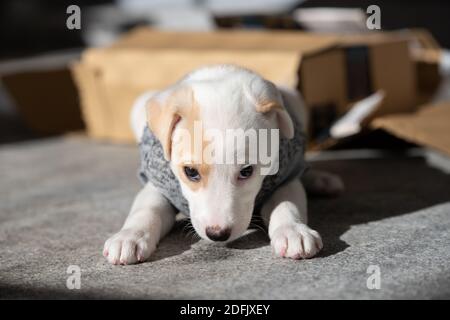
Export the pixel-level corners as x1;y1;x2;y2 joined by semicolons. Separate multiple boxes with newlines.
0;136;449;299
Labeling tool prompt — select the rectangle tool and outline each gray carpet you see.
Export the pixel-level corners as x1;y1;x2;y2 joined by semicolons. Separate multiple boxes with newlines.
1;136;449;299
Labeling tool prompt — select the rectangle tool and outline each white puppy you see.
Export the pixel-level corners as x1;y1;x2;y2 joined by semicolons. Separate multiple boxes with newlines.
104;65;343;265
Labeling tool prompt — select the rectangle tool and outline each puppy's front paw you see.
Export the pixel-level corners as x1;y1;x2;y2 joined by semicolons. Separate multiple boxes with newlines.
103;229;156;265
271;223;323;259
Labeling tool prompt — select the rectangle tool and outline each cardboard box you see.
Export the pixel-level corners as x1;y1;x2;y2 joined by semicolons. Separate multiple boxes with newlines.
308;29;444;150
3;28;447;159
73;27;432;144
72;28;339;142
299;35;418;141
0;52;84;135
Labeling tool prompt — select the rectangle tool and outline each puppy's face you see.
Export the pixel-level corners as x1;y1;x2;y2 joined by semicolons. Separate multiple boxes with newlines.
147;74;294;242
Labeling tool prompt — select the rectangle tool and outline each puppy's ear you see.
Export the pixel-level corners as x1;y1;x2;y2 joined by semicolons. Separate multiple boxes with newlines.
247;78;294;139
146;86;193;160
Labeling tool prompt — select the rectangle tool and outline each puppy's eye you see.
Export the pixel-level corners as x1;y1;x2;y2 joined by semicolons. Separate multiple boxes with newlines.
184;166;201;182
238;165;254;180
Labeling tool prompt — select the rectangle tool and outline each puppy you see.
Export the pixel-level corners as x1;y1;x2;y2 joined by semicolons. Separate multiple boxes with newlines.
103;65;344;265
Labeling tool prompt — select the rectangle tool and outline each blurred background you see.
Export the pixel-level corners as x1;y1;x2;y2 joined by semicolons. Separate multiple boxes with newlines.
1;0;450;58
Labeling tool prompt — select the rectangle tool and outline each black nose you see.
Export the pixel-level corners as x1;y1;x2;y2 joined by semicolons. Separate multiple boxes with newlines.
205;226;231;242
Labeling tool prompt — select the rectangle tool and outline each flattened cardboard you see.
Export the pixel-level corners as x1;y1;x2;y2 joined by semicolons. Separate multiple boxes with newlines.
409;29;442;105
372;102;450;156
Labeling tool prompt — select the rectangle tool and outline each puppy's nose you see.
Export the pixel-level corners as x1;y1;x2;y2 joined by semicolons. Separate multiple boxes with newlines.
205;225;231;242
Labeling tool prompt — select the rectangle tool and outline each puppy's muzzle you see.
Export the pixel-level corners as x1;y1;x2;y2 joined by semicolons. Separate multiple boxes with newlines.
205;225;231;242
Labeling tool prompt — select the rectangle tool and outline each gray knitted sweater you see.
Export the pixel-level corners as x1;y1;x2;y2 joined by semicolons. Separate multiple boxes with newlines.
138;111;307;216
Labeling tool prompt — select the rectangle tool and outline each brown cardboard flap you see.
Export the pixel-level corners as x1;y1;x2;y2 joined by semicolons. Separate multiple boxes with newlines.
71;62;109;139
407;29;442;105
407;28;441;61
299;48;347;114
372;102;450;156
83;49;302;88
369;39;416;116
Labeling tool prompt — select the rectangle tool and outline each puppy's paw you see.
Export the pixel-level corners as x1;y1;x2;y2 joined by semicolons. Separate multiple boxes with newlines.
103;229;156;265
303;170;344;196
271;223;323;259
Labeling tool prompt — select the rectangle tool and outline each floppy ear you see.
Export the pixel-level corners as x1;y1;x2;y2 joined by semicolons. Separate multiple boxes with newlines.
247;78;294;139
146;86;192;160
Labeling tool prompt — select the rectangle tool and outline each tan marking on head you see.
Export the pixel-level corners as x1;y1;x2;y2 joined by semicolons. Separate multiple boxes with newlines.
147;86;200;160
255;100;283;113
169;88;206;166
177;162;211;191
147;85;212;190
172;93;212;191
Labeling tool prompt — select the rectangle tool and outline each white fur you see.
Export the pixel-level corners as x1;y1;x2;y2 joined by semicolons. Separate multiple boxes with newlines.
104;65;343;264
130;91;156;143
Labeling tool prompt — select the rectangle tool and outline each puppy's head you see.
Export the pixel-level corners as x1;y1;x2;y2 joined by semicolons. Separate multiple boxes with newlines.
146;67;294;242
